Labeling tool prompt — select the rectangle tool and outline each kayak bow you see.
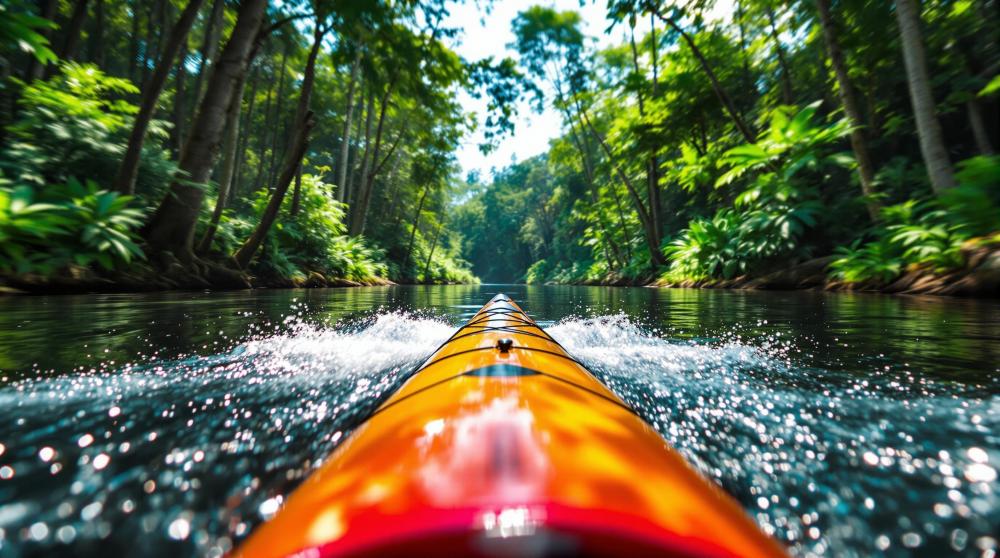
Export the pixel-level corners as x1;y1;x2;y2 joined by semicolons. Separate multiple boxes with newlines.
236;294;787;558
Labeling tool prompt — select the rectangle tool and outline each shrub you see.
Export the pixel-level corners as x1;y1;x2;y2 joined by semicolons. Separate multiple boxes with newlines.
0;177;144;274
0;63;174;198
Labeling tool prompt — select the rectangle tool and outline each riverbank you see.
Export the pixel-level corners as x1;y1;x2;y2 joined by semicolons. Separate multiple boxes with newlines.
568;244;1000;298
0;263;458;295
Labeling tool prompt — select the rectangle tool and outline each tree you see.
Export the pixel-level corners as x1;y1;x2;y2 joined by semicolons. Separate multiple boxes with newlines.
143;0;268;262
894;0;956;192
814;0;882;222
113;0;205;195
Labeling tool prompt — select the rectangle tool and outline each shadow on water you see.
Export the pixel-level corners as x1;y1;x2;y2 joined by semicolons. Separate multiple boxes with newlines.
0;285;997;557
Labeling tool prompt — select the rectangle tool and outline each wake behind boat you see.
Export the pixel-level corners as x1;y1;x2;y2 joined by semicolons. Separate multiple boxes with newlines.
236;294;788;557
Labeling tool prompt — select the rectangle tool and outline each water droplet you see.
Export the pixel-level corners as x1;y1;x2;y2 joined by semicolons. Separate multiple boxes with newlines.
964;463;997;483
92;453;110;470
38;447;55;462
0;466;14;480
28;522;49;541
77;434;94;448
108;406;121;418
168;518;190;540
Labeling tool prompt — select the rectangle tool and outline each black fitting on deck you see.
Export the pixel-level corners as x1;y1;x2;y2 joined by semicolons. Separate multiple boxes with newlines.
496;338;514;353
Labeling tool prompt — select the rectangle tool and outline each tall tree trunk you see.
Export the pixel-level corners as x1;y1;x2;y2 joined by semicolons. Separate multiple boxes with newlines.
404;185;430;271
894;0;956;192
626;31;662;253
197;62;250;254
581;109;666;266
140;0;157;88
113;0;206;195
351;79;397;236
815;0;882;222
349;91;376;227
265;45;291;188
765;4;794;104
192;0;225;108
967;98;995;155
144;0;268;260
344;97;365;206
233;26;325;269
171;56;188;155
650;6;757;143
251;44;286;192
55;0;89;65
422;221;443;281
88;0;105;67
290;163;303;216
127;0;140;82
336;49;362;202
232;66;259;203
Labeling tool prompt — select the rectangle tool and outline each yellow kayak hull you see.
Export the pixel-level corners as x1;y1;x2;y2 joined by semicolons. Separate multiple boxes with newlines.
236;294;787;557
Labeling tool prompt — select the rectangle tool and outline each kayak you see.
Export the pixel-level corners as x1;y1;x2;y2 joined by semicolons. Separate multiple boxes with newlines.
236;294;788;558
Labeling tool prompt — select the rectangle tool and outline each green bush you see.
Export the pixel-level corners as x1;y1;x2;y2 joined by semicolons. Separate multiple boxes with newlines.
0;177;144;274
829;157;1000;284
0;63;174;198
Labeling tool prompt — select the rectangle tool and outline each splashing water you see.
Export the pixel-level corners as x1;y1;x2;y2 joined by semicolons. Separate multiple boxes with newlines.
550;315;999;558
0;312;452;557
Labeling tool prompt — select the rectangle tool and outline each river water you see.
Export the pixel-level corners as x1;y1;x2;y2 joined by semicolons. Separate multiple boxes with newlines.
0;285;997;557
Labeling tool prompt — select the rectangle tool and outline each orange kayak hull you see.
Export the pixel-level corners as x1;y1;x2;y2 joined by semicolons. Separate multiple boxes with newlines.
236;295;787;558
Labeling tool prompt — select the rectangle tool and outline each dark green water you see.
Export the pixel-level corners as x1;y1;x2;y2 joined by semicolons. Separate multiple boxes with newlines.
0;285;997;557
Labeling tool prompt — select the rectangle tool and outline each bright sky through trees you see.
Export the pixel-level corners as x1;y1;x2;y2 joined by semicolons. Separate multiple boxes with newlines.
446;0;735;178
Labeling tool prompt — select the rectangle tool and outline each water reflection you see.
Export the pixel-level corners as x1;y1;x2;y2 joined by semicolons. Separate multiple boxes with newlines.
0;285;997;557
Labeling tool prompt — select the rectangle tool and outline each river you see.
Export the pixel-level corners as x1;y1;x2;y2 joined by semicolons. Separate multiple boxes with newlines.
0;285;997;557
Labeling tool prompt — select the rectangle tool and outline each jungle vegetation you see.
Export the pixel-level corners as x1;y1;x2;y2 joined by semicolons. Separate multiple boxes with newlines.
455;1;999;286
0;0;997;290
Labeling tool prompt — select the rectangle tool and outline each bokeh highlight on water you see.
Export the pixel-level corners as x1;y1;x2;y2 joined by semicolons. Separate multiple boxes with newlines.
0;285;997;557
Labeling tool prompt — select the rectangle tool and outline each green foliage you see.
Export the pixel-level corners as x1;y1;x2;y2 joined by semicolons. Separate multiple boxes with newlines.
0;178;145;274
829;157;999;284
0;2;57;64
1;64;174;196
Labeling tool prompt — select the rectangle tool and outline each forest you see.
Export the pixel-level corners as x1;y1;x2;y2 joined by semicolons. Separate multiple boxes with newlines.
0;0;998;293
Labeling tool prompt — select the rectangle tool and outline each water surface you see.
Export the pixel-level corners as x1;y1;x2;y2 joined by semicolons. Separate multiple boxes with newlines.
0;286;997;557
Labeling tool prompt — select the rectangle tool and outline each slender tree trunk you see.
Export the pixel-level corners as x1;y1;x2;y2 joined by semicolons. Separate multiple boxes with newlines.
967;99;995;155
344;97;366;206
55;0;90;64
171;57;188;155
197;62;250;253
404;185;430;271
144;0;268;260
350;91;376;227
894;0;956;191
192;0;224;108
234;26;325;268
765;4;794;104
815;0;882;222
581;109;666;266
336;49;362;202
422;221;443;281
351;79;397;236
140;0;157;87
128;0;140;82
232;66;259;203
252;44;287;192
290;163;303;216
88;0;105;67
626;32;662;253
113;0;206;195
265;45;291;188
650;7;757;143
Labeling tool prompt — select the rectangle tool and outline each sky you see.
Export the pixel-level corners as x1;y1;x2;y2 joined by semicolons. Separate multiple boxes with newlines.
442;1;617;180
